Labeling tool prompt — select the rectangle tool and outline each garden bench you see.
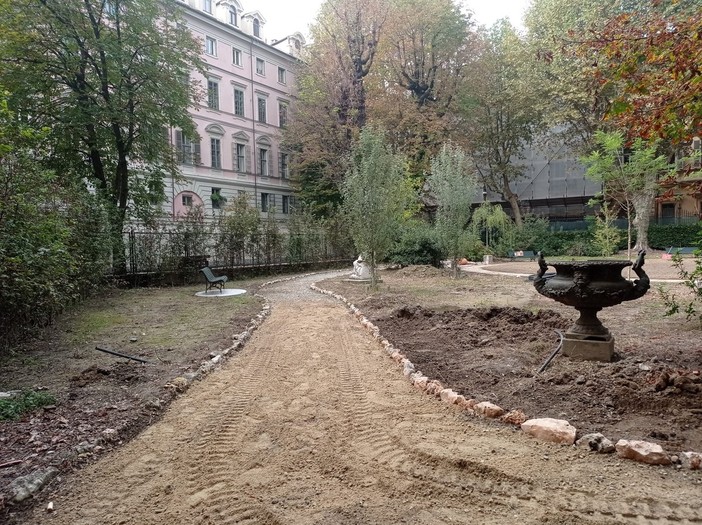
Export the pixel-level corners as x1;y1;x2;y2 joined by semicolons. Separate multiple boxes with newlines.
508;250;536;261
200;266;228;293
661;246;698;260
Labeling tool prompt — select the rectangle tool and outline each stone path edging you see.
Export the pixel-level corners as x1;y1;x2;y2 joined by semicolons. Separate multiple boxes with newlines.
310;281;702;471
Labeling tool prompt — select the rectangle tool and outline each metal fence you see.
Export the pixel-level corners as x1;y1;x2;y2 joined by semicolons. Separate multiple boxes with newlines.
549;215;700;232
123;229;352;276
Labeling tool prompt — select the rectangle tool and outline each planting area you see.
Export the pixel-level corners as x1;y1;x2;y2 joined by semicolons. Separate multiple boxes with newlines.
323;258;702;453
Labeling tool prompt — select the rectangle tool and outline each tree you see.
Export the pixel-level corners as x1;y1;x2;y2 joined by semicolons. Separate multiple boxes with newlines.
0;0;204;269
286;0;385;217
578;5;702;143
459;20;542;228
214;194;261;267
583;130;672;253
372;0;477;179
428;144;478;278
523;0;621;147
343;127;413;287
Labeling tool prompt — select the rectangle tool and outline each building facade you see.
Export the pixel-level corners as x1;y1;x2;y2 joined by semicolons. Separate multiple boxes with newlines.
167;0;304;220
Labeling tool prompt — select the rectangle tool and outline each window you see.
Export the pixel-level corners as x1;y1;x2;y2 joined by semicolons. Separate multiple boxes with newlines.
277;67;286;84
278;103;288;128
282;195;290;214
279;152;289;179
207;79;219;109
182;194;193;207
210;138;221;168
259;148;269;176
234;89;245;117
253;18;261;38
256;58;265;75
205;36;217;56
175;131;201;165
203;0;212;13
236;143;246;172
232;47;242;66
261;192;269;212
211;187;223;209
229;8;237;26
257;97;266;123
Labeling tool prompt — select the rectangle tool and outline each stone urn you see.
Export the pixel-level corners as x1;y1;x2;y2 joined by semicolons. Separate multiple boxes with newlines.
533;251;650;361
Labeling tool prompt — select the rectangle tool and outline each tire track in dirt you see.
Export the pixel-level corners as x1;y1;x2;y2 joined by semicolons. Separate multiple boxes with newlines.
22;272;702;525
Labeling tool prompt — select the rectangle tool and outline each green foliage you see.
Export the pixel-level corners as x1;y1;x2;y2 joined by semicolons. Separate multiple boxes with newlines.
0;0;205;268
470;202;513;255
343;127;415;286
590;202;622;256
0;93;111;348
214;194;260;267
659;248;702;325
0;390;56;421
648;223;701;250
428;144;478;276
261;209;283;265
388;220;442;267
536;230;598;257
583;130;672;251
510;215;551;252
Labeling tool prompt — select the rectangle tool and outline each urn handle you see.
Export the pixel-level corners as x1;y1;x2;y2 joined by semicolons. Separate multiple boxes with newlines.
536;251;549;280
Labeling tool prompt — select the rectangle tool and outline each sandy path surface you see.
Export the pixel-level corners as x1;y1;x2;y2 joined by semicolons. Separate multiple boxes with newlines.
27;272;701;524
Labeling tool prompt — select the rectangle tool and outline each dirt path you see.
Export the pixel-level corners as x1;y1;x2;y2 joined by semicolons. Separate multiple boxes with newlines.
27;273;702;524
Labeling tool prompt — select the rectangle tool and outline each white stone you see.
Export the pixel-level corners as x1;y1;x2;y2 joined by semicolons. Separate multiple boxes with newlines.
680;451;702;470
474;401;505;419
615;439;671;465
439;389;459;404
521;418;577;445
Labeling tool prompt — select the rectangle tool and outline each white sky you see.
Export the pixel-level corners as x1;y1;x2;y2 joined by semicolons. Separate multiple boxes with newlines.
254;0;532;43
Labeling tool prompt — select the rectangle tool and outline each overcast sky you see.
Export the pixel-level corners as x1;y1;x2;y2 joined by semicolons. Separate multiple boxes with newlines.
254;0;532;42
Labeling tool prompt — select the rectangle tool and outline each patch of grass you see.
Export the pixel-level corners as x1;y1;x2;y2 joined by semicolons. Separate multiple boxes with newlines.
0;390;57;421
68;311;128;342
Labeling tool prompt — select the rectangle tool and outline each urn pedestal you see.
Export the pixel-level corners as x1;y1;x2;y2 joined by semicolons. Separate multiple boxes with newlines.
533;253;650;362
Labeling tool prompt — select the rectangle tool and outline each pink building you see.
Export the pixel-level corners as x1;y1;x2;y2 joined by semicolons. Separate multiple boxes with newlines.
168;0;304;219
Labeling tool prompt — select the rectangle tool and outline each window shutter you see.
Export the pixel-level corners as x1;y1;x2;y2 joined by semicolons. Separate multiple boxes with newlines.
192;140;201;165
175;130;183;162
245;145;251;173
278;152;283;178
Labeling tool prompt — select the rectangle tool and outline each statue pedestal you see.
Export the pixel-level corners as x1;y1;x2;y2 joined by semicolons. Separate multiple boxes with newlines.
562;333;614;362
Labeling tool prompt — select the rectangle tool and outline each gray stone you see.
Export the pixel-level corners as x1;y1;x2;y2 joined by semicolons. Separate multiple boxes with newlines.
9;467;59;502
576;433;615;453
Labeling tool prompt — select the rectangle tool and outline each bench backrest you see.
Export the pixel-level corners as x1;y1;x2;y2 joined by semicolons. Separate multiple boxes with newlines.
200;267;217;280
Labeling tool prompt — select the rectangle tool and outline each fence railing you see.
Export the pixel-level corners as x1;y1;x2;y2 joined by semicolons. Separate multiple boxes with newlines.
122;229;352;276
549;215;700;232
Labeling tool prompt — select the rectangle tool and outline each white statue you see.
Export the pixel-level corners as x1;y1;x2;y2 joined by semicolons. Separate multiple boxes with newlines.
350;254;371;279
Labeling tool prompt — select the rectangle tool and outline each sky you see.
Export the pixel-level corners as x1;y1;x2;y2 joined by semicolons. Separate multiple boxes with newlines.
254;0;532;43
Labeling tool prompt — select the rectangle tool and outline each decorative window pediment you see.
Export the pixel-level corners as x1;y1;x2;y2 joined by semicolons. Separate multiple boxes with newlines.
232;131;250;142
205;124;225;136
256;135;271;146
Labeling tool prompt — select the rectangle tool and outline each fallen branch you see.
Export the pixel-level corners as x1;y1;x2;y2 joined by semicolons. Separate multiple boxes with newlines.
95;345;149;364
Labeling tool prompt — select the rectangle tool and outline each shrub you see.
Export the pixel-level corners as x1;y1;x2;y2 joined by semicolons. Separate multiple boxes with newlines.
388;220;442;267
648;223;701;249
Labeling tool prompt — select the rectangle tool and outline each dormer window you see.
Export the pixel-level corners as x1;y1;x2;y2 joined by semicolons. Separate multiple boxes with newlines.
253;18;260;38
229;8;238;26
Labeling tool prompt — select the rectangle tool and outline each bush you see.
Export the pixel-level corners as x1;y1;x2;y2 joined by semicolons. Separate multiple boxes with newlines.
388;220;442;266
648;223;701;249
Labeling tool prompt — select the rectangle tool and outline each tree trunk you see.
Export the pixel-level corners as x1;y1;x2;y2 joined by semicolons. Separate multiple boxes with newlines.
632;191;656;253
501;172;523;228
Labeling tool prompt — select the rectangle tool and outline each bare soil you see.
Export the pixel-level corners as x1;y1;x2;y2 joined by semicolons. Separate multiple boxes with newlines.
321;256;702;453
1;263;701;524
